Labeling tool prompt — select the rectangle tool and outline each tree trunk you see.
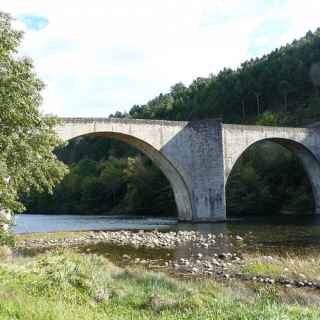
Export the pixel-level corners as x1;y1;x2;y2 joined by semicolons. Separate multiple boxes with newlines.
284;90;288;112
241;100;246;120
255;93;261;115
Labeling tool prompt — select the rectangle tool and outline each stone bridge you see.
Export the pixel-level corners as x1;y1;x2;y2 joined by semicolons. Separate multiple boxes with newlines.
55;118;320;222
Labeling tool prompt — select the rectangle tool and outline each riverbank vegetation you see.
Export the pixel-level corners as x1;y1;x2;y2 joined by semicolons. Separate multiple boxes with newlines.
23;28;320;216
1;250;320;319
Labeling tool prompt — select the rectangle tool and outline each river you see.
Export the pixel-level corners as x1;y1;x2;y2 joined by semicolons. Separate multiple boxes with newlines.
13;214;177;234
13;213;320;257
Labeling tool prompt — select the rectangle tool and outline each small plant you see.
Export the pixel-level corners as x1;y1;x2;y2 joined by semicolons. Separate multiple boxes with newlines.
0;231;15;247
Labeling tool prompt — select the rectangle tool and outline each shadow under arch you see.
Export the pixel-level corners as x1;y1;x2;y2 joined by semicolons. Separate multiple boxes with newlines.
225;137;320;215
62;131;193;221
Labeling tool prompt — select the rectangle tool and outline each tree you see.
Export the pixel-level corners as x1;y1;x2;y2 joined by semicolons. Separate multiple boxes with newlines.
0;12;67;214
235;76;248;120
310;62;320;96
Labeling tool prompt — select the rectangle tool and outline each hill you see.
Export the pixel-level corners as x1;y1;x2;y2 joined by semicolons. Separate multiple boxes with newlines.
112;28;320;126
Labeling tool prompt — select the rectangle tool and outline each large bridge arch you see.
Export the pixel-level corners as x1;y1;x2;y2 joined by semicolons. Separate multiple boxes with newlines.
223;125;320;214
69;131;193;220
55;120;193;221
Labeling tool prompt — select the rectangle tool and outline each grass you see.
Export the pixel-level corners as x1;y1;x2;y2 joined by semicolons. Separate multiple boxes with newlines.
243;261;283;277
0;250;320;319
241;253;320;281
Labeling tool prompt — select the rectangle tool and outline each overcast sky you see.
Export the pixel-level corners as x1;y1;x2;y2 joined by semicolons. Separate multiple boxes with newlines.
2;0;320;117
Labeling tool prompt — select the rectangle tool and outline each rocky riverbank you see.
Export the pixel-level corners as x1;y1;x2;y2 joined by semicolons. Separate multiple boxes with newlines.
17;229;236;249
16;230;320;290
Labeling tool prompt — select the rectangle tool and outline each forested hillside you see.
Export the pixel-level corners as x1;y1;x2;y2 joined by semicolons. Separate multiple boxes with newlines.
112;29;320;125
24;29;320;216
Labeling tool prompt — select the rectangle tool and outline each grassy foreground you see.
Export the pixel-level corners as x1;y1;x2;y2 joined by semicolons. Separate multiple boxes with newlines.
0;250;320;319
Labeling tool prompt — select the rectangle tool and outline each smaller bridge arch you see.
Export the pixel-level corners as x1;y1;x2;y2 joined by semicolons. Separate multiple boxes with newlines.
223;124;320;214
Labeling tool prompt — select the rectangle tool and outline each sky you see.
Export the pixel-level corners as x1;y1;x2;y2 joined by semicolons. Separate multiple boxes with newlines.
2;0;320;117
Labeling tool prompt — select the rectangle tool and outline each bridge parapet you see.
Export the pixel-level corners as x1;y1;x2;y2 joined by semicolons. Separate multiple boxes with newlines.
60;117;188;127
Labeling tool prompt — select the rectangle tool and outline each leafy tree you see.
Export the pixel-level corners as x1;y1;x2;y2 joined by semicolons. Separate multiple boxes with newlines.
0;12;67;213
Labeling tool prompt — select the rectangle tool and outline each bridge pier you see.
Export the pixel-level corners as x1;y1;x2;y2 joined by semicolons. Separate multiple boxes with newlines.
161;120;226;222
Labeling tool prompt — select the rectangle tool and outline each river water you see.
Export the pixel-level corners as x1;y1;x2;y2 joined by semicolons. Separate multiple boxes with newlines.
13;214;320;258
13;214;177;234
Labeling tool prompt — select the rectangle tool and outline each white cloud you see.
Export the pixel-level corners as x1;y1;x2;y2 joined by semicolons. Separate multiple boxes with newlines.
2;0;320;117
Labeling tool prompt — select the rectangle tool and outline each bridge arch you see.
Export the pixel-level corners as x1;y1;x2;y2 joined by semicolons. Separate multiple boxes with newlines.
59;130;193;221
225;137;320;214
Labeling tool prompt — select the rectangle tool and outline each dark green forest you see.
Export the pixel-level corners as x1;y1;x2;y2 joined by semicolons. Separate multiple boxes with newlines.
24;29;320;216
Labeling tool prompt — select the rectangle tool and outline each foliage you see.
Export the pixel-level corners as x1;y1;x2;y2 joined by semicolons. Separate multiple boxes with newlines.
123;157;176;215
0;12;67;213
0;231;14;246
256;112;278;126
